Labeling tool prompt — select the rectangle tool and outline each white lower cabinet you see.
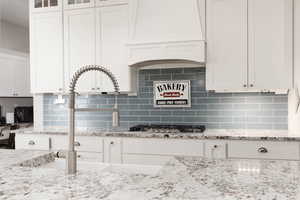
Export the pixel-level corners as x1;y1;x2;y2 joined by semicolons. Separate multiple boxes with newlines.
15;134;50;150
15;135;300;164
74;136;103;153
103;138;122;164
228;141;300;160
50;135;104;162
77;152;103;162
204;140;227;159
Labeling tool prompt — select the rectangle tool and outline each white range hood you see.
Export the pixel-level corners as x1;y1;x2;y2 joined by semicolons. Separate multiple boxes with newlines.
127;0;206;66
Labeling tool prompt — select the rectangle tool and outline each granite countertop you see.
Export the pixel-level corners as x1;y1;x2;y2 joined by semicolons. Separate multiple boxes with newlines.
1;153;300;200
0;149;55;168
12;126;300;141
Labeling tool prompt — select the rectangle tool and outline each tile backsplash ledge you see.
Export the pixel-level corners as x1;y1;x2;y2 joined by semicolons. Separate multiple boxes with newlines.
43;67;288;131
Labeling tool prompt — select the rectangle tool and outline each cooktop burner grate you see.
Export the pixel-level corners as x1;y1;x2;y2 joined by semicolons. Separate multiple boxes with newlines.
129;124;205;133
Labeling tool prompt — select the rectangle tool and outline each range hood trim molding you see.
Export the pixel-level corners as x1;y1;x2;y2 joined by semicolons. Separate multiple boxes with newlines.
128;40;206;66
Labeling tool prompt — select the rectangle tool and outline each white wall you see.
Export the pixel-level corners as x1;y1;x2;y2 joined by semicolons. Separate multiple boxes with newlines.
0;20;29;53
289;0;300;133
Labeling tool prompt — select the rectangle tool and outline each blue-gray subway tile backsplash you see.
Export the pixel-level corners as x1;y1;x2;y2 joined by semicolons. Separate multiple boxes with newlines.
43;68;288;131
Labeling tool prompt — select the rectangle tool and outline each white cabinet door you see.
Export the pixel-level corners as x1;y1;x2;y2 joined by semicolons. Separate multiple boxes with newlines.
13;57;31;97
0;53;30;97
206;0;248;91
30;12;64;93
30;0;62;13
96;5;130;92
64;8;96;93
0;56;14;96
15;134;50;150
248;0;293;91
228;141;300;160
204;140;227;159
64;0;95;10
103;138;122;164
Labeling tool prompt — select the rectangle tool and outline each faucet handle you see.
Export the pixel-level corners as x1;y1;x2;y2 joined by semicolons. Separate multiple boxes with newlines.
74;141;81;147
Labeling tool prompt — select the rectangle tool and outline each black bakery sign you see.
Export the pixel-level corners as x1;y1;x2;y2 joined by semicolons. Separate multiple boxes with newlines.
153;80;191;107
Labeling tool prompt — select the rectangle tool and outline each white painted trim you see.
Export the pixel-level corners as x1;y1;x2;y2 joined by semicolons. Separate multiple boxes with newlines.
33;94;44;131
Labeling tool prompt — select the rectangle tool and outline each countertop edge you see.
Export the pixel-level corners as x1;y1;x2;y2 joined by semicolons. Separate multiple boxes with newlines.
11;128;300;141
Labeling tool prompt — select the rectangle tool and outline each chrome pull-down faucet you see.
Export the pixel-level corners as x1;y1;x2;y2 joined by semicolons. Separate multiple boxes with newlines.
67;65;120;174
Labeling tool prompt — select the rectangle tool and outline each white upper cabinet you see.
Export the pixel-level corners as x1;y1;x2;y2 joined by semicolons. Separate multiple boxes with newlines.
0;57;14;96
248;0;293;91
64;8;96;93
206;0;248;91
0;52;31;97
206;0;293;92
30;0;62;13
12;57;31;97
64;0;95;10
96;4;130;92
30;12;64;93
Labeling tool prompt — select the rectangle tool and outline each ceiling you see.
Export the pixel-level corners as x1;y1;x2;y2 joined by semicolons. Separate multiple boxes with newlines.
0;0;29;28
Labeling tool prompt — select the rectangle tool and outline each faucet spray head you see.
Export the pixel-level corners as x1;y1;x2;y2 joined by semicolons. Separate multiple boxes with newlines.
112;106;119;127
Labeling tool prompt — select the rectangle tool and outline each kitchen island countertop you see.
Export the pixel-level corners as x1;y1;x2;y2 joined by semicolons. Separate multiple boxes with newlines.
0;150;300;200
0;149;55;168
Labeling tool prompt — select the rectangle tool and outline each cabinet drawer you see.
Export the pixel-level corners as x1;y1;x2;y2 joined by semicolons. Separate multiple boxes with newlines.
51;136;103;152
204;140;227;159
77;152;103;162
123;138;203;156
50;135;67;150
228;141;300;160
74;136;103;152
15;134;50;150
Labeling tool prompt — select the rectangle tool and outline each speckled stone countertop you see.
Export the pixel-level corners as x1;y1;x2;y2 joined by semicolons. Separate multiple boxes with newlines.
12;126;300;141
0;149;55;168
1;156;300;199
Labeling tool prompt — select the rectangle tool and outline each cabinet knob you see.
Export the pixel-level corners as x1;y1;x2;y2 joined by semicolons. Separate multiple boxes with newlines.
28;140;35;145
250;84;254;87
91;88;95;90
258;147;268;153
58;88;63;91
110;141;114;145
243;84;247;88
74;141;81;146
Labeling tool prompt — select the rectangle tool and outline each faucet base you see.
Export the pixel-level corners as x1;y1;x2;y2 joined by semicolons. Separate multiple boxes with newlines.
66;150;77;174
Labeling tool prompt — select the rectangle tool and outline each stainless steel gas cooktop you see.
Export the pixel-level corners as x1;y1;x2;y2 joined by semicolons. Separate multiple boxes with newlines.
129;124;205;133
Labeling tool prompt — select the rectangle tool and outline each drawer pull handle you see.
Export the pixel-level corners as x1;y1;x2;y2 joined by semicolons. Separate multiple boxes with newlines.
74;141;81;147
28;140;35;145
258;147;268;153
